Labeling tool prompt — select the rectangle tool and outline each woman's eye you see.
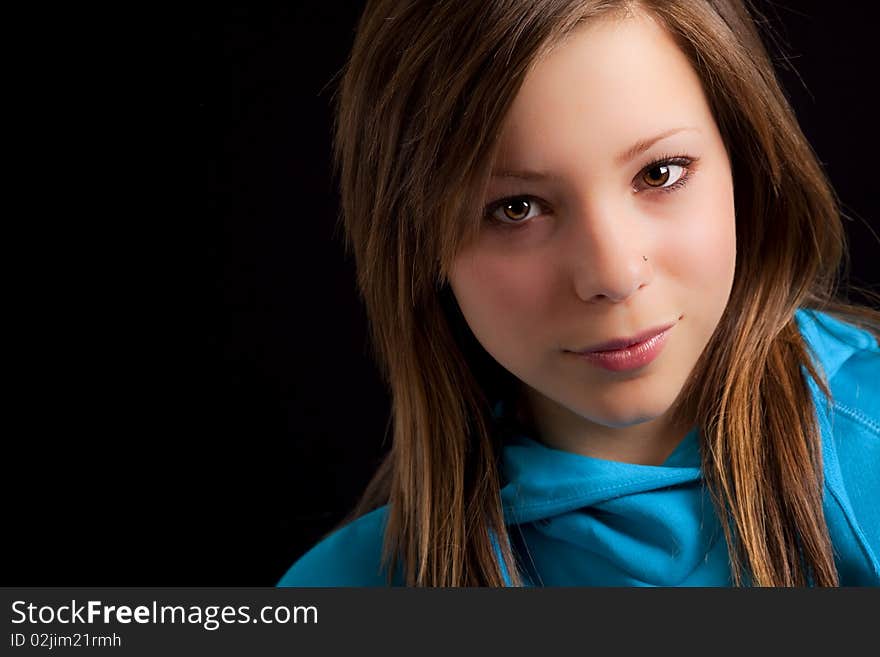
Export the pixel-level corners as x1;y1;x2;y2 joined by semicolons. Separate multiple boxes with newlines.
487;197;545;226
637;158;693;193
643;163;680;186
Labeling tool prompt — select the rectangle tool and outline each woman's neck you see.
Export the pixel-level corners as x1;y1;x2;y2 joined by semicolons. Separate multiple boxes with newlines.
520;387;695;466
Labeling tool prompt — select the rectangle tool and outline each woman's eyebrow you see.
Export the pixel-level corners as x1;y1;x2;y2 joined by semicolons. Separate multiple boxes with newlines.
491;126;699;181
614;126;699;166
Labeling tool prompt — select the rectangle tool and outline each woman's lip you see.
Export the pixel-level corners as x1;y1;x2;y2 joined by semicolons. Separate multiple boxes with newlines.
571;322;677;354
568;326;673;372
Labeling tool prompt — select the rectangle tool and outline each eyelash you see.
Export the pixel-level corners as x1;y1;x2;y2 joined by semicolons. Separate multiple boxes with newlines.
484;153;698;230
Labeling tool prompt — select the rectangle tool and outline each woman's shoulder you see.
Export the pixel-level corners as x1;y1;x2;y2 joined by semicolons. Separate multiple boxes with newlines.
795;307;879;378
794;308;879;417
794;306;879;450
276;505;398;587
795;308;880;580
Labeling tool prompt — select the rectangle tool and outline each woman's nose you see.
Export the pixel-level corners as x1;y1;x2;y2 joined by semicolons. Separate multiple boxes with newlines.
569;206;652;304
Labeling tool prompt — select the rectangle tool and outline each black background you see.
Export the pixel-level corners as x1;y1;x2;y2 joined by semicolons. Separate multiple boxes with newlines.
6;2;878;586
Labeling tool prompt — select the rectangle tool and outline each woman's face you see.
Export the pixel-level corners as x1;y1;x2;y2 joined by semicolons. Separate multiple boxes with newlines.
448;14;736;456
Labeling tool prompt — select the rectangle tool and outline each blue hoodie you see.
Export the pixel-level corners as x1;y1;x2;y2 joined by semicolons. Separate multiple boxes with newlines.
277;308;880;586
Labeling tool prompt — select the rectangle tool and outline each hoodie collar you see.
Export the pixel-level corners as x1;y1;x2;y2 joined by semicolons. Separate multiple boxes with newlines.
494;413;715;585
499;423;702;525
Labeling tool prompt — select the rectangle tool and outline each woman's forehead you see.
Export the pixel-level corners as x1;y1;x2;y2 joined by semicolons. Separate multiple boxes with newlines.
493;14;714;168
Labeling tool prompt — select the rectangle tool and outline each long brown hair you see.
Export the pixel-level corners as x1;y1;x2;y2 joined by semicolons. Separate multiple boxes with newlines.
327;0;880;586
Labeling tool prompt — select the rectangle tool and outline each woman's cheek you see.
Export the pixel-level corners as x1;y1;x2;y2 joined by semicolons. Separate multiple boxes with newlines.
451;249;556;357
672;179;736;293
477;250;553;314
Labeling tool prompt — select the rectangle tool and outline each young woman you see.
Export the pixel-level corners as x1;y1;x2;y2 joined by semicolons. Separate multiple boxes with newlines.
278;0;880;586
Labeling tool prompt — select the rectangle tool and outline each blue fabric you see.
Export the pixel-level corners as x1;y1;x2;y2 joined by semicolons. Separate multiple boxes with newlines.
277;308;880;586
